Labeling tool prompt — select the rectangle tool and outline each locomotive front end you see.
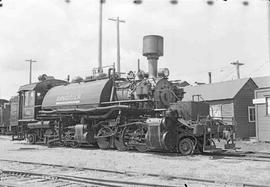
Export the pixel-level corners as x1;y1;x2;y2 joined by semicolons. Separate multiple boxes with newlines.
146;115;178;152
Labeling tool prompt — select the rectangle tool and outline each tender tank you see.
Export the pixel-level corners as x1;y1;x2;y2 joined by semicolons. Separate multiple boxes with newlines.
42;79;114;110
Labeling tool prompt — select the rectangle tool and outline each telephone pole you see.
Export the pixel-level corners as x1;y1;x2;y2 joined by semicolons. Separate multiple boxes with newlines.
208;72;212;84
26;59;37;84
231;60;244;79
108;17;125;74
98;0;105;74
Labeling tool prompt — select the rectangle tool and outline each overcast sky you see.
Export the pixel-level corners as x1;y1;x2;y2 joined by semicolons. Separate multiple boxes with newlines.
0;0;269;99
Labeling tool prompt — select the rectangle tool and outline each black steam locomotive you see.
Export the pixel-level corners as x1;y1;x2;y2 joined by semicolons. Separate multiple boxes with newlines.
10;35;235;155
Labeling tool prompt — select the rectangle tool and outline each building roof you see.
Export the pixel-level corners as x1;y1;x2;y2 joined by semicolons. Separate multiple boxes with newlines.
252;76;270;88
183;78;253;101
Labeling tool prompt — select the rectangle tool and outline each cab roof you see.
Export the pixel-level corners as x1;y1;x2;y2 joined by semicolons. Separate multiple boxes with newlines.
18;79;68;92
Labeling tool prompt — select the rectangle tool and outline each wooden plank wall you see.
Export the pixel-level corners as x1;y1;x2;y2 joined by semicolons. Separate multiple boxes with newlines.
234;80;257;138
255;88;270;141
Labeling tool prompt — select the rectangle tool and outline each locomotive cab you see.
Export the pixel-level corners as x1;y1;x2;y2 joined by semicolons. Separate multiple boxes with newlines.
16;78;68;143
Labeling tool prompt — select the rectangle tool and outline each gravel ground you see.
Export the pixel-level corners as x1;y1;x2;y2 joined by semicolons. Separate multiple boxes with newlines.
0;136;270;186
236;140;270;153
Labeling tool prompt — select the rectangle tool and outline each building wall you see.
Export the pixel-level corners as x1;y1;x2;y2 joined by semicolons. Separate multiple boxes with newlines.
234;80;257;138
208;99;234;123
255;88;270;142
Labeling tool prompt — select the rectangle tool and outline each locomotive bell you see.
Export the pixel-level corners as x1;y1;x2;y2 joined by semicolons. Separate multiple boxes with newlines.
143;35;164;78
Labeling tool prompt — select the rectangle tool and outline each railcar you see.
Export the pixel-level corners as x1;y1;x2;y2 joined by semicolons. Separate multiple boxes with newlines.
0;99;10;134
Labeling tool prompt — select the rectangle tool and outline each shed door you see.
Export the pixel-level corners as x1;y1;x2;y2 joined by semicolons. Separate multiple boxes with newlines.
257;97;270;141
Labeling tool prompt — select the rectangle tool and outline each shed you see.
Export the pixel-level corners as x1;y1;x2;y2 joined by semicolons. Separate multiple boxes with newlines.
183;78;258;139
252;76;270;142
253;87;270;141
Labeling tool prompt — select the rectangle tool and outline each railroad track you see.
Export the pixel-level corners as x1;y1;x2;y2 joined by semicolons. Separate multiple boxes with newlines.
0;170;90;187
204;150;270;162
0;169;178;187
0;159;269;187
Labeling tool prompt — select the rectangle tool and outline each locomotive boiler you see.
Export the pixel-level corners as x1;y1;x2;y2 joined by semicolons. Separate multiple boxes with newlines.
31;35;235;154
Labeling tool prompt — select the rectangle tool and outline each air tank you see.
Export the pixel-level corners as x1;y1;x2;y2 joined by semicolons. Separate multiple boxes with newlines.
143;35;164;78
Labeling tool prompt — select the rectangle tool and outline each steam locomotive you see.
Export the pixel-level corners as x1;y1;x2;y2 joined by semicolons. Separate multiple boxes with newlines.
10;35;235;155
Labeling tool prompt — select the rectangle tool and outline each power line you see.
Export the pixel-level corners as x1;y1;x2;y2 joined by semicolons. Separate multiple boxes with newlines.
246;62;269;77
179;65;230;76
220;67;235;81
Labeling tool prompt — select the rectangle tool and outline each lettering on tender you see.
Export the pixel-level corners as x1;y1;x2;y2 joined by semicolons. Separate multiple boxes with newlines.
56;94;81;105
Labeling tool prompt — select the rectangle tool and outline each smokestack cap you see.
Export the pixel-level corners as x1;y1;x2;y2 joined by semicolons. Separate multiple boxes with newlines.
143;35;163;57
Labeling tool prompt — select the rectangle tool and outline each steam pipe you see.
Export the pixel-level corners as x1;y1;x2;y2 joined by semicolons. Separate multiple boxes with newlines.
148;57;158;78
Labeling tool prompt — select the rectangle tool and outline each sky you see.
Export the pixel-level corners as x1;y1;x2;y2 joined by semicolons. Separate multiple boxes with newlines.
0;0;269;99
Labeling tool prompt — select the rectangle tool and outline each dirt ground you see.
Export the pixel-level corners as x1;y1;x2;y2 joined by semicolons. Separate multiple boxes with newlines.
0;135;270;186
235;140;270;153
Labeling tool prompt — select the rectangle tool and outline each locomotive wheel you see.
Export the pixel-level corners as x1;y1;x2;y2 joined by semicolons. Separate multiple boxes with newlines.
27;134;36;144
178;138;194;155
97;137;111;149
135;126;149;152
134;131;149;152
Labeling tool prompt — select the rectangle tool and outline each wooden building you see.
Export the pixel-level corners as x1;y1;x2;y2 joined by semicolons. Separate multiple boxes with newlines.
183;78;258;139
253;87;270;141
252;76;270;142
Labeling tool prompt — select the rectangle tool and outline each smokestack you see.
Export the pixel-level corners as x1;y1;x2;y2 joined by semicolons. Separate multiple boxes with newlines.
143;35;163;78
208;72;212;84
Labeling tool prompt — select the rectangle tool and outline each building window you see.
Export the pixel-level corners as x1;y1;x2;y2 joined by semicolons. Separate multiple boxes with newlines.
248;106;255;122
267;97;270;116
210;104;222;118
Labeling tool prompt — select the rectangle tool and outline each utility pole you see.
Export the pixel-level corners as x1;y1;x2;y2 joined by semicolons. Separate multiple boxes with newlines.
98;0;105;74
108;17;125;74
208;72;212;84
231;60;244;79
26;59;37;84
268;1;270;74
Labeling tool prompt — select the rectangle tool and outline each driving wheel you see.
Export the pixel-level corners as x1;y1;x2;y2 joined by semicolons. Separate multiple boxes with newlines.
178;138;194;155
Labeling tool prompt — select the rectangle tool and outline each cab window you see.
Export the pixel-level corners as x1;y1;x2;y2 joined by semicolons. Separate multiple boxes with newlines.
24;91;35;107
